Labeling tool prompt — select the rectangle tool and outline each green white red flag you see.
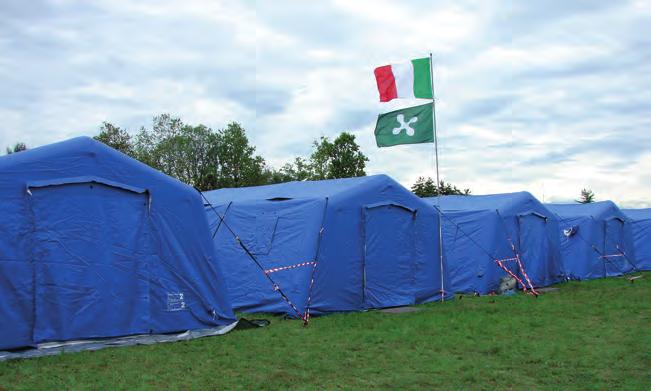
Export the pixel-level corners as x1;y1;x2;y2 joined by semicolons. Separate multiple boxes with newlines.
373;57;433;102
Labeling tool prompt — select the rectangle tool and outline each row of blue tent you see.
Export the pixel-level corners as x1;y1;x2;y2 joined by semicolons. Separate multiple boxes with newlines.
1;137;649;352
205;178;648;315
431;195;647;294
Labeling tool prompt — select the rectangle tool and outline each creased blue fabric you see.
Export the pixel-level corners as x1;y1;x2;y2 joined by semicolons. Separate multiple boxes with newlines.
427;192;565;294
549;202;637;279
0;137;235;351
203;175;451;317
623;208;651;271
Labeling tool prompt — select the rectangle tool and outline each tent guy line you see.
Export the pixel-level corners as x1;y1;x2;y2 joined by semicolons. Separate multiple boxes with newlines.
2;136;649;359
198;189;312;324
432;203;537;295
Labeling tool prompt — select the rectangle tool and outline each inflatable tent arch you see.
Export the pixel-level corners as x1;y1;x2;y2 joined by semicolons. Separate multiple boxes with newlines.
547;202;637;280
203;174;451;319
426;192;565;295
0;137;236;352
622;208;651;271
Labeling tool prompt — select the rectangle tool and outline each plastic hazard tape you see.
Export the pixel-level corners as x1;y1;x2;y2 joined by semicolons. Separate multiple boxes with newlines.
264;261;317;275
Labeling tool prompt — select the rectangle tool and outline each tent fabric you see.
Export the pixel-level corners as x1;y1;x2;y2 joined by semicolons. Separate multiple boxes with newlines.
622;208;651;271
1;322;239;361
426;192;565;295
203;174;450;317
547;202;637;280
0;137;236;351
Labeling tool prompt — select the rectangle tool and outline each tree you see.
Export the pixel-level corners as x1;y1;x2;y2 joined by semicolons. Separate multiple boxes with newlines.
411;176;471;197
309;132;368;180
92;115;269;191
94;122;133;155
214;122;268;188
270;157;312;183
270;132;369;183
131;115;225;190
411;177;437;197
577;188;595;204
90;117;369;190
133;115;207;188
5;142;27;155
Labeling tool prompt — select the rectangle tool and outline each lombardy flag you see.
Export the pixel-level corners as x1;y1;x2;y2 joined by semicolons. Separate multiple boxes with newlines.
373;57;435;147
374;102;434;147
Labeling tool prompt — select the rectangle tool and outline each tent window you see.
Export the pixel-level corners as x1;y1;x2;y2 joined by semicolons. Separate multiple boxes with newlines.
252;214;278;254
365;202;416;215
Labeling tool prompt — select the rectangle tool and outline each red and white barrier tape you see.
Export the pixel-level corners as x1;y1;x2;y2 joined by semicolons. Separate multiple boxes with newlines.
513;253;539;296
495;259;530;294
302;262;319;325
262;260;318;324
506;242;538;296
264;261;316;275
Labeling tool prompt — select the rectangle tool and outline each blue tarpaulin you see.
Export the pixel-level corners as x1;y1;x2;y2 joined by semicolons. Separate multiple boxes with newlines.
0;137;235;351
622;208;651;271
547;202;637;280
203;174;451;317
426;192;564;295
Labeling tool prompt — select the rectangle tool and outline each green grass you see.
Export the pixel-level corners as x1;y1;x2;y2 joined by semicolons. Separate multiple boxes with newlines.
1;274;650;390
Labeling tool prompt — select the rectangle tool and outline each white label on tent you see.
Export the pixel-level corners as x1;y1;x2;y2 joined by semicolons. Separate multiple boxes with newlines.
167;293;186;311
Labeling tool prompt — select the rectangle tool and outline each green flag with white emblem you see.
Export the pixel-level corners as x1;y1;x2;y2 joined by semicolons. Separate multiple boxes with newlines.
374;102;434;147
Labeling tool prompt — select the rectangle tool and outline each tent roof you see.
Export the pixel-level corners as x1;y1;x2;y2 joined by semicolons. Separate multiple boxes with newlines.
622;208;651;220
0;136;189;193
546;201;626;221
204;174;401;204
426;191;546;217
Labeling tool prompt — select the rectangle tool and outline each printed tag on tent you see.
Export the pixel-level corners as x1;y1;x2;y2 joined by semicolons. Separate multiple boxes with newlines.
166;293;186;311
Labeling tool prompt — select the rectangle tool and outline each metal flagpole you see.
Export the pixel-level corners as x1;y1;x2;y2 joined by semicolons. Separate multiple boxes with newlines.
429;52;444;301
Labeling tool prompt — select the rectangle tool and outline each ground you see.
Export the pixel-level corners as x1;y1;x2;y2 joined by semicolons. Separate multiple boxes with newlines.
1;273;649;390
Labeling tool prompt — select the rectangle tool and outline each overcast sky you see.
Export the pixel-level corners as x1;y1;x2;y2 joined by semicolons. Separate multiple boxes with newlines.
1;0;650;206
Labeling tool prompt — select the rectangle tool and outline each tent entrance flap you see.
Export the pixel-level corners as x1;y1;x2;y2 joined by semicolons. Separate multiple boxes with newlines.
29;182;151;343
517;213;549;288
363;203;415;308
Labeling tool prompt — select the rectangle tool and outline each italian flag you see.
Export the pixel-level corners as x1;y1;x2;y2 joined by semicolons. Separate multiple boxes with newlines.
374;57;433;102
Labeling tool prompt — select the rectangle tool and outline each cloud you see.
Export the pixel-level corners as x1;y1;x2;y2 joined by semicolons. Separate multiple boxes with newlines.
0;0;649;207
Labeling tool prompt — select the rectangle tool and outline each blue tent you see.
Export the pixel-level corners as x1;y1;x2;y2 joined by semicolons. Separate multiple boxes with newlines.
622;208;651;271
0;137;235;351
547;202;637;280
426;192;564;295
203;174;450;318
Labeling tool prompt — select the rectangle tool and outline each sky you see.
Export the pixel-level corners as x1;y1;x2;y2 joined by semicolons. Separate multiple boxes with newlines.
1;0;650;206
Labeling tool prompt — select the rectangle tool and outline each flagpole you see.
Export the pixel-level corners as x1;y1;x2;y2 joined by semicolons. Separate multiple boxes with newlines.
429;52;444;302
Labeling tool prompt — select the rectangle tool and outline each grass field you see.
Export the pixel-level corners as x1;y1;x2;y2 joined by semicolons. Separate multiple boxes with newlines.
1;274;649;390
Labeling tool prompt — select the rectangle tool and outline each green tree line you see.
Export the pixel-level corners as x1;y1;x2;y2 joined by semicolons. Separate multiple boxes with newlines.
410;176;472;197
93;114;369;191
4;114;476;196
